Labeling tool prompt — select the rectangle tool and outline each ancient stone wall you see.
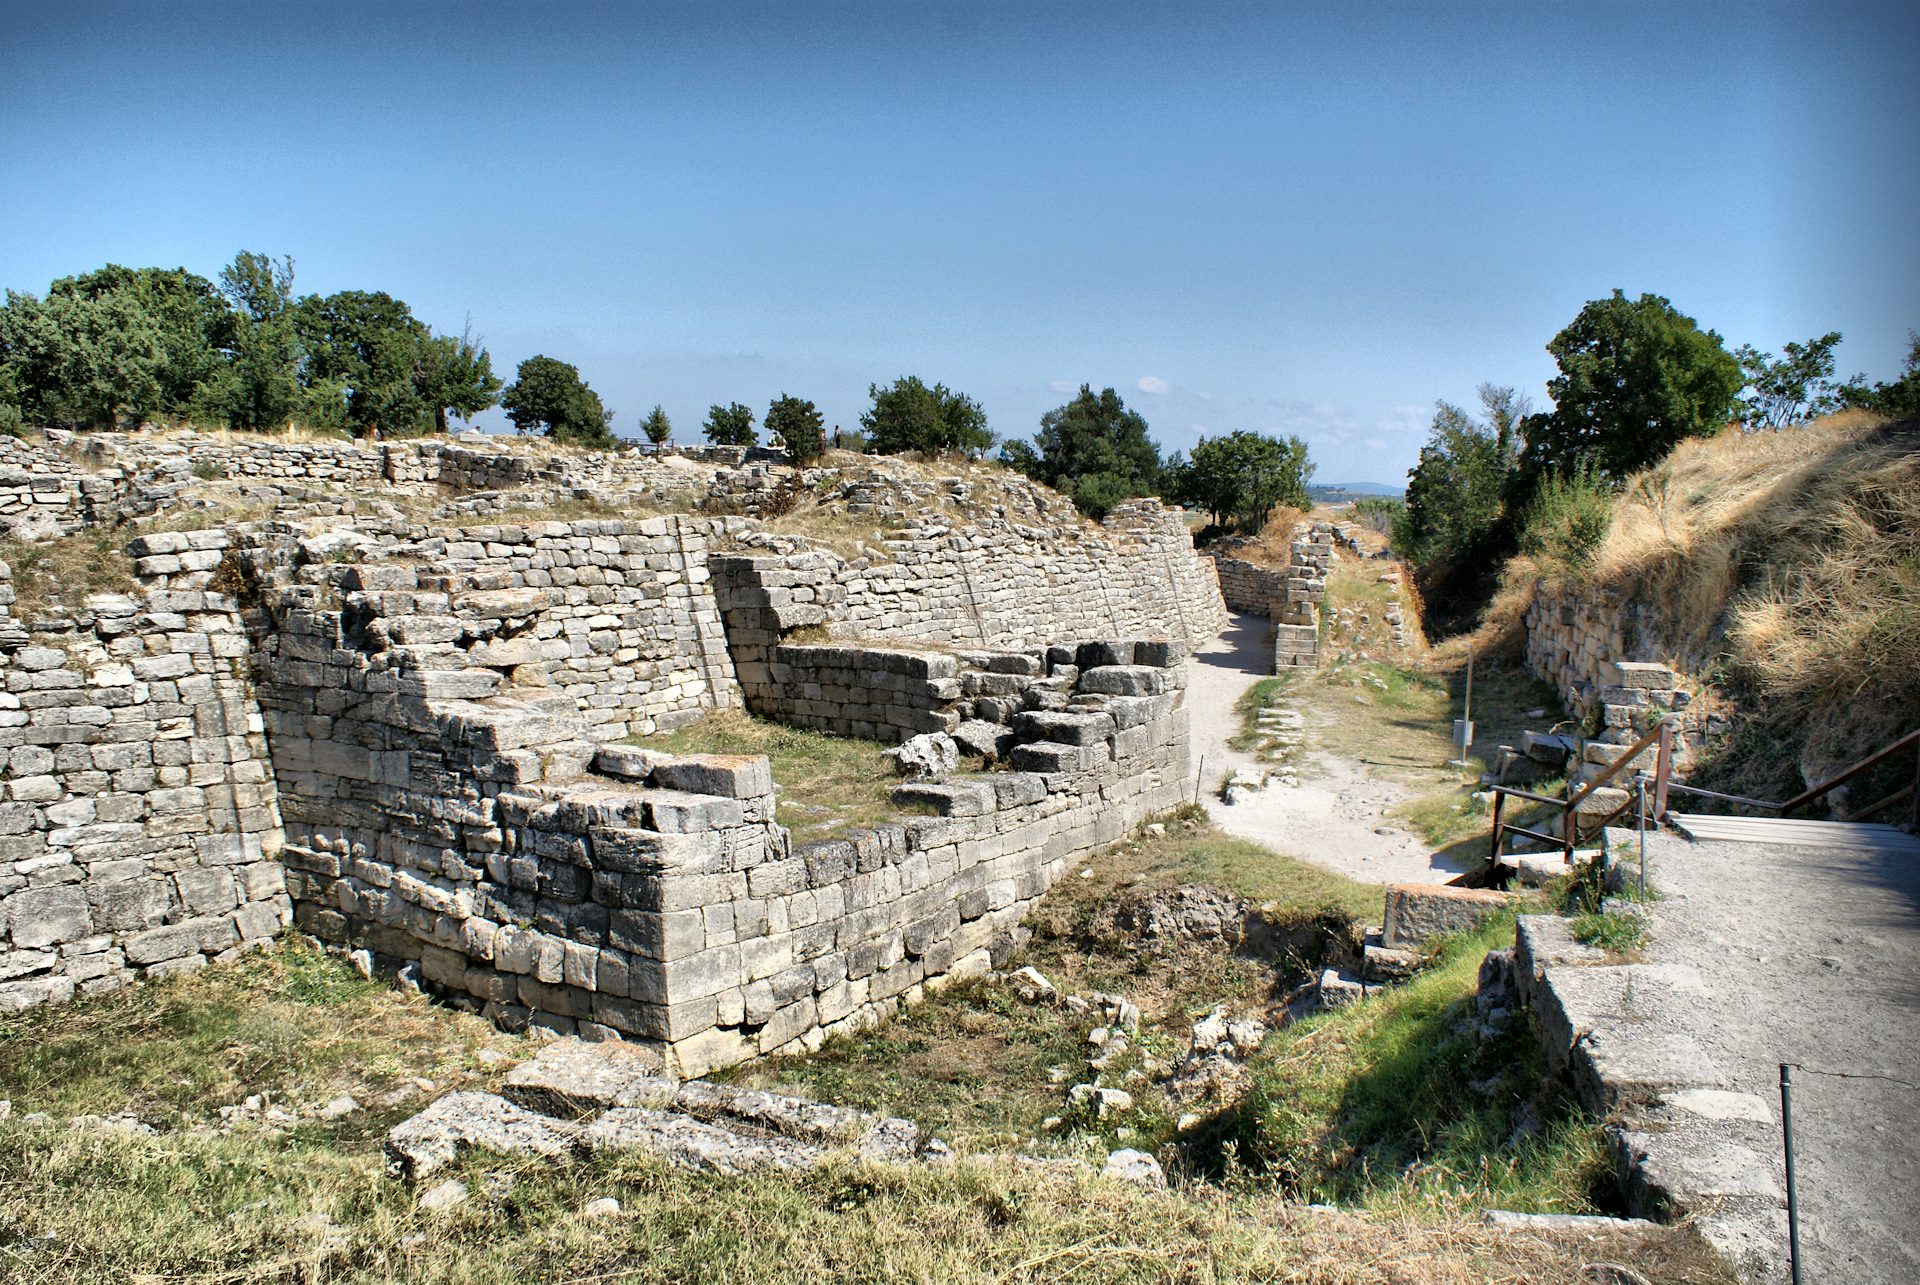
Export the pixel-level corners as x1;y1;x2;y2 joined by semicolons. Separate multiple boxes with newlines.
1522;582;1709;718
257;532;1190;1075
710;499;1223;666
1210;555;1287;618
0;436;1225;1053
0;563;288;1013
601;648;1192;1077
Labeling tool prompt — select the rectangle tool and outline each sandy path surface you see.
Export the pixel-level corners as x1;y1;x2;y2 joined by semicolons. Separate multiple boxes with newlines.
1184;614;1470;887
1643;830;1920;1284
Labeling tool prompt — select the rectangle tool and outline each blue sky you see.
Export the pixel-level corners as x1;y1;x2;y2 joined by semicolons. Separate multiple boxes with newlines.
2;2;1914;484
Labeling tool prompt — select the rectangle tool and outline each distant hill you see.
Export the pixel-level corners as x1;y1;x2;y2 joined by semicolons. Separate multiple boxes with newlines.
1309;481;1404;502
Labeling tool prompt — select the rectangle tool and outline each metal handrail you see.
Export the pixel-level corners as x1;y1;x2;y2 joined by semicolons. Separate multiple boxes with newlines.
1486;718;1920;878
1488;716;1676;871
1778;728;1920;819
1664;726;1918;830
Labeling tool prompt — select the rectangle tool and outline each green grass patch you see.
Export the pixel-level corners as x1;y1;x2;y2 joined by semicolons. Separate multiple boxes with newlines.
1227;675;1293;754
0;936;526;1123
1571;910;1646;954
638;709;920;844
1053;822;1382;926
0;1123;1733;1284
717;976;1093;1155
1190;912;1617;1218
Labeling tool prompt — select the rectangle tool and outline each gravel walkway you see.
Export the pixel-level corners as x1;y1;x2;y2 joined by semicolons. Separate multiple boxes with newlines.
1641;828;1920;1283
1184;614;1470;886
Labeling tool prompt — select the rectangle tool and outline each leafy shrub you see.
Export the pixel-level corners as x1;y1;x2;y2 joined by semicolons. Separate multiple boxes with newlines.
1518;467;1614;575
0;403;25;439
191;459;228;481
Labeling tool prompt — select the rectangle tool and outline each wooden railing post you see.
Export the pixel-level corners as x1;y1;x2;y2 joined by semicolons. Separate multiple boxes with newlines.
1910;741;1920;833
1655;718;1673;822
1488;790;1507;868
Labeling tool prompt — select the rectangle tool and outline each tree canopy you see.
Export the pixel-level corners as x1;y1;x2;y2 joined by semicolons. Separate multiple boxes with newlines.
1397;385;1528;566
1521;291;1743;481
765;393;824;464
1164;430;1312;529
0;251;501;437
861;376;993;456
703;402;757;447
1733;332;1857;430
640;404;672;446
501;355;614;447
1002;384;1162;518
1837;331;1920;421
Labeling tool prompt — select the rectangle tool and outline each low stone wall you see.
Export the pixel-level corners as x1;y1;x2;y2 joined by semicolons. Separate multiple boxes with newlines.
1210;556;1287;617
1498;908;1785;1277
611;648;1193;1076
739;498;1224;651
265;564;1190;1076
1522;582;1715;718
0;570;288;1013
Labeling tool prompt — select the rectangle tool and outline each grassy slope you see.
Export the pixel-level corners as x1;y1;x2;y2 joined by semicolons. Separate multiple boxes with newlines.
1461;412;1920;804
0;938;1734;1284
1198;913;1608;1217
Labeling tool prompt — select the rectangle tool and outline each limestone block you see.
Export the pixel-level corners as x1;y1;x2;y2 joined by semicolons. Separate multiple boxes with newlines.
1076;666;1168;697
1015;710;1115;746
5;885;91;949
1380;883;1510;951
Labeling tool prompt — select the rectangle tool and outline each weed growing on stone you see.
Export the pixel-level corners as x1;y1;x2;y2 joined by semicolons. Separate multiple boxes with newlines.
0;527;137;619
1570;910;1646;954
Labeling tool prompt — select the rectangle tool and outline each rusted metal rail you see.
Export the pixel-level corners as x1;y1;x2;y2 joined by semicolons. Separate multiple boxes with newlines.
1488;718;1674;871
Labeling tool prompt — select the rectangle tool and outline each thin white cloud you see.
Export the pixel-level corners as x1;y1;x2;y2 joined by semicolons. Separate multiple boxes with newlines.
1364;437;1388;451
1046;379;1076;393
1137;376;1170;394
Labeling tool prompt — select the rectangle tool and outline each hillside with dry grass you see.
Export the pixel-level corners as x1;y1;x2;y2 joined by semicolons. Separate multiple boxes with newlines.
1466;411;1919;798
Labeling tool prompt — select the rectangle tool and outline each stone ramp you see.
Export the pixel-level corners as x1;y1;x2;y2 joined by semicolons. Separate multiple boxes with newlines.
386;1039;944;1181
1668;813;1920;857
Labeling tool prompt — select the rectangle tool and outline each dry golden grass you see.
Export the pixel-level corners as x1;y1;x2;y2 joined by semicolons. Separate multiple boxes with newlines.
1590;414;1919;736
0;527;138;618
1456;412;1919;789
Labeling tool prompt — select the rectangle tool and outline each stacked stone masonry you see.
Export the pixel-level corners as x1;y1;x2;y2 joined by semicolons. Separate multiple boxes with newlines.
1522;582;1709;719
0;439;1224;1080
0;561;289;1013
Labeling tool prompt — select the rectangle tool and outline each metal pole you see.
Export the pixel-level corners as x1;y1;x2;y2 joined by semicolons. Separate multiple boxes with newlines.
1194;754;1206;806
1780;1063;1804;1285
1460;648;1474;766
1636;771;1649;901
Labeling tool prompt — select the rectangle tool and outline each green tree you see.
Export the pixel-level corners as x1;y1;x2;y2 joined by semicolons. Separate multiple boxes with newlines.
0;288;165;429
501;355;615;447
703;402;758;447
861;376;994;455
1837;331;1920;421
1734;331;1851;429
418;326;503;432
1521;290;1743;481
217;251;304;432
1002;384;1162;518
1397;385;1528;564
1163;430;1313;529
296;290;435;436
640;404;673;446
50;265;236;421
765;393;824;464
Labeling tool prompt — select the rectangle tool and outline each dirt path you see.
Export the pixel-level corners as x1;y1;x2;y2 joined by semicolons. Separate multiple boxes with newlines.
1185;614;1470;887
1641;830;1920;1284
